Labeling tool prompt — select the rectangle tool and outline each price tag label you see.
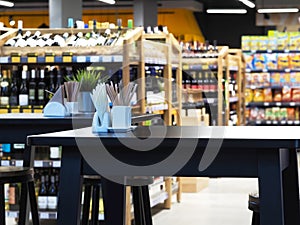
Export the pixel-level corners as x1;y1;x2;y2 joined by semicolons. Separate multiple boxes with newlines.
53;161;61;168
16;160;23;167
11;108;20;113
263;102;270;106
28;57;37;63
275;102;281;106
40;213;48;219
90;56;100;62
23;109;32;113
45;56;55;63
295;121;300;125
8;211;18;218
1;160;10;166
267;50;272;53
48;213;57;219
284;69;291;73
0;57;9;63
288;120;293;125
0;109;9;114
34;160;43;167
102;56;112;62
11;57;20;63
182;65;189;70
76;56;86;63
34;109;43;113
202;65;209;70
290;102;296;106
114;55;123;62
272;121;278;124
63;56;72;63
284;49;290;53
262;69;268;72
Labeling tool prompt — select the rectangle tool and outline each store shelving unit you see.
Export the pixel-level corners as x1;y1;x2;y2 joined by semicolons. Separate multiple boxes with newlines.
226;48;246;125
0;27;182;223
181;46;245;126
244;49;300;125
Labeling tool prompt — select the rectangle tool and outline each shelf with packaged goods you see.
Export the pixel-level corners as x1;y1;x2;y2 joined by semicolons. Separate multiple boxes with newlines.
247;120;300;126
181;47;245;126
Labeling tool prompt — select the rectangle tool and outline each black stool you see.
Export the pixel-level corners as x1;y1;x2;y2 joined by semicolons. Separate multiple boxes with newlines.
0;166;40;225
81;175;153;225
82;175;102;225
248;192;260;225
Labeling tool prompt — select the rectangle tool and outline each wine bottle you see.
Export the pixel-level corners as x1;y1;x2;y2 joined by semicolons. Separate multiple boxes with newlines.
47;175;58;211
4;20;23;47
46;69;56;102
29;69;37;106
19;66;29;106
9;66;19;106
0;70;10;106
27;31;41;47
9;183;20;211
38;175;48;210
37;69;46;106
55;70;63;91
203;72;209;92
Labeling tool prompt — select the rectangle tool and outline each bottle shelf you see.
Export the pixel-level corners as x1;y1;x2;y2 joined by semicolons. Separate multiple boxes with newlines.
0;55;124;64
246;102;300;107
6;211;58;220
0;159;61;168
245;68;300;73
243;50;300;54
247;120;300;126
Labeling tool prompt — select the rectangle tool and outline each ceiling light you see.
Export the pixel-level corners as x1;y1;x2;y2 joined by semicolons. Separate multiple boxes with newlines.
239;0;255;9
257;8;299;13
0;0;14;7
206;9;247;14
97;0;116;4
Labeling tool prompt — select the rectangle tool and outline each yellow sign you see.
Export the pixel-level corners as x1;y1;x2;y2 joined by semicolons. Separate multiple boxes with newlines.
63;56;72;63
45;56;55;63
28;57;37;63
11;57;20;63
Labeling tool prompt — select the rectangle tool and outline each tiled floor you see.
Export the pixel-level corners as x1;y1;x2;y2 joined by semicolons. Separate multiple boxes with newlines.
6;153;300;225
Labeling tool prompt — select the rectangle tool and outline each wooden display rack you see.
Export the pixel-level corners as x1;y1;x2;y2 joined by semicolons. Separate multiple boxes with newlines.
226;49;246;125
0;27;182;224
182;46;229;125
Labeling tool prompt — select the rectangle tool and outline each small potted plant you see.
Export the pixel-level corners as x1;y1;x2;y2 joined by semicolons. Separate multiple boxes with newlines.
66;68;109;113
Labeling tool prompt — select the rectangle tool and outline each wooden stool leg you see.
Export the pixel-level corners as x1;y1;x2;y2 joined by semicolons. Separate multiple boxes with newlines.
0;184;6;225
19;182;28;225
82;185;92;225
91;185;100;225
28;181;40;225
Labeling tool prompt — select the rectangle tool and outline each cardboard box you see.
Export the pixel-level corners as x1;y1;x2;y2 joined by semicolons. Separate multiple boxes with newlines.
181;177;209;193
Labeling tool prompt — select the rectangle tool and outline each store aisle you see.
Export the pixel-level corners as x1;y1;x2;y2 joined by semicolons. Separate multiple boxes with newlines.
152;152;300;225
153;178;258;225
